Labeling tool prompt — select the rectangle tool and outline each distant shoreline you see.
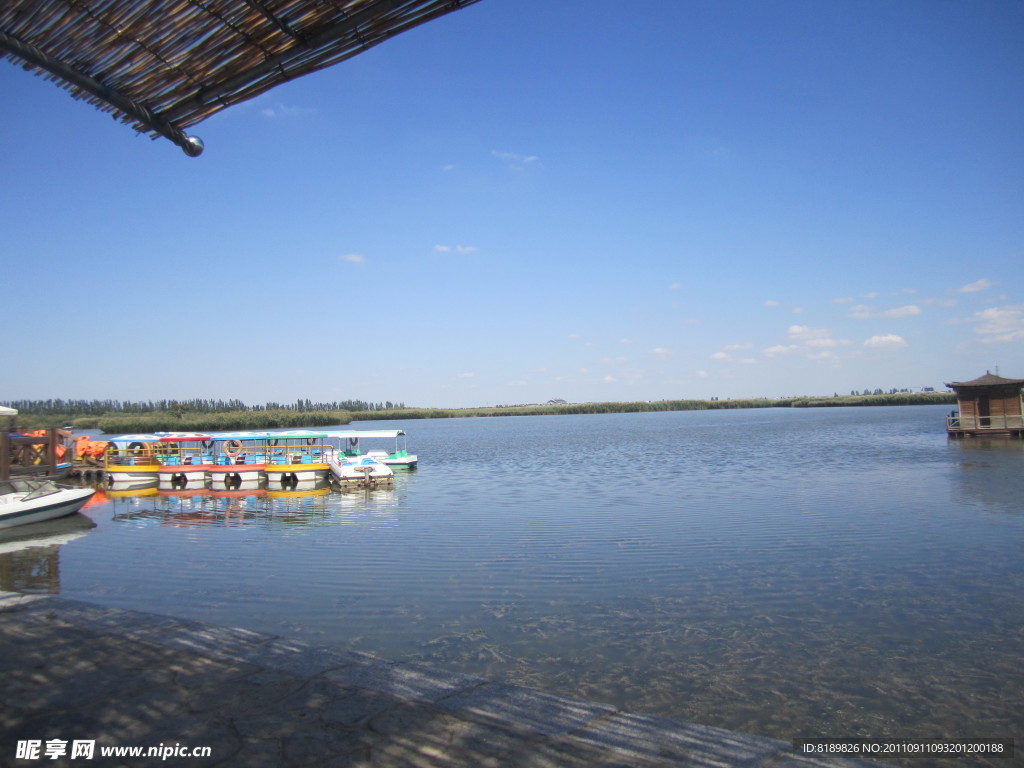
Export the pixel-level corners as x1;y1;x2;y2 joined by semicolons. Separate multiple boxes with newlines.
26;391;953;433
350;391;955;422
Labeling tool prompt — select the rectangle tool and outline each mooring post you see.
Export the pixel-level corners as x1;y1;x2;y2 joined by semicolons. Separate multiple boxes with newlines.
0;431;9;481
47;427;58;478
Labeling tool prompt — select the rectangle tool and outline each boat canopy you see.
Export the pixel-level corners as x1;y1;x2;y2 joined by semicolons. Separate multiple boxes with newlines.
107;432;213;443
104;434;163;443
322;430;407;439
105;429;401;443
206;431;276;441
155;432;213;442
262;430;329;440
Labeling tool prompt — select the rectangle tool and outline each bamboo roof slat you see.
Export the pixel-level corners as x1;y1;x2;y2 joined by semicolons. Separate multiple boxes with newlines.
0;0;482;156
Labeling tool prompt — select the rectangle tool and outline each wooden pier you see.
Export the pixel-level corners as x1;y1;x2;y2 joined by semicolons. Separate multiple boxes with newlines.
0;428;71;481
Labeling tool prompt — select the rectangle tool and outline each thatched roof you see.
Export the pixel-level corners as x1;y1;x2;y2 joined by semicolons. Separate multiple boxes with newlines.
0;0;482;156
945;372;1024;390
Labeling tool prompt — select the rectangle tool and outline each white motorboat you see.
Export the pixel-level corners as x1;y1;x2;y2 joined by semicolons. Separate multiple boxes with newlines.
0;478;95;529
329;453;394;489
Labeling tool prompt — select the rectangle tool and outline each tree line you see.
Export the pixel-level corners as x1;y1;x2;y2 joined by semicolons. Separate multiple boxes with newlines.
1;398;406;416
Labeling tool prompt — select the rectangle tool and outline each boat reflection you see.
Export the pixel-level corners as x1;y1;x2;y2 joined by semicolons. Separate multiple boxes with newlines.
99;473;412;529
0;513;96;593
106;482;159;514
106;477;338;528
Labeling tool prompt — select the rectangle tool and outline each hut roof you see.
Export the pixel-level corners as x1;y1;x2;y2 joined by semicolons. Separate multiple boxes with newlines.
0;0;481;156
945;372;1024;389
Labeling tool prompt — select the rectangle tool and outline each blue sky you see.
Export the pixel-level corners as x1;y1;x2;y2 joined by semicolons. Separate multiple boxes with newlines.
2;0;1022;408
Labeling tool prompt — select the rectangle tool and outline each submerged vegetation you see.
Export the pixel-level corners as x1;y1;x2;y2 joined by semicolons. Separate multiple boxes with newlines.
3;392;953;432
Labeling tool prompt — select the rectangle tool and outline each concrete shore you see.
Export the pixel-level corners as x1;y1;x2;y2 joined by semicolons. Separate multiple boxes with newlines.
2;591;881;767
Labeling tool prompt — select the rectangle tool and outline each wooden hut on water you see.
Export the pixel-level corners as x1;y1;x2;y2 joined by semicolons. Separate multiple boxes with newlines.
945;372;1024;438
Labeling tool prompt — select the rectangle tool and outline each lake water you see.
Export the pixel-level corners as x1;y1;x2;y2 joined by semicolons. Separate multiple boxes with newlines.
3;405;1022;760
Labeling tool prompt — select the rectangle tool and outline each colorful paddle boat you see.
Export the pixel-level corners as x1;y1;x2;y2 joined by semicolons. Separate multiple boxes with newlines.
104;434;162;484
208;431;270;490
153;432;215;489
263;430;330;489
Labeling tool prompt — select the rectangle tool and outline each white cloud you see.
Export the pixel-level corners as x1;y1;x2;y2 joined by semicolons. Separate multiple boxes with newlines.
492;150;541;169
764;344;797;357
457;372;475;378
864;334;908;349
603;375;617;383
711;351;730;360
669;282;682;290
832;297;854;304
763;300;780;307
883;305;922;318
959;278;993;293
340;253;366;264
696;370;709;377
805;337;840;348
807;349;839;360
260;103;316;119
971;305;1024;343
649;348;670;359
849;304;922;319
787;325;832;342
767;325;852;360
434;244;478;254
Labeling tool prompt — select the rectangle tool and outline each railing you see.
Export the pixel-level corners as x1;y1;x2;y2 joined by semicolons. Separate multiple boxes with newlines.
0;428;72;480
948;414;1024;430
154;447;216;466
264;444;332;466
105;445;160;467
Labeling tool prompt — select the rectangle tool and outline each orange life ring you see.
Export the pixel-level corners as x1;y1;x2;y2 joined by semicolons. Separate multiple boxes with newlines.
348;438;359;447
223;440;243;458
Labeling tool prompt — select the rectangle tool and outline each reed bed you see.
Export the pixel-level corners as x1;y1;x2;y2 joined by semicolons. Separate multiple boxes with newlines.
7;392;952;432
350;392;953;422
